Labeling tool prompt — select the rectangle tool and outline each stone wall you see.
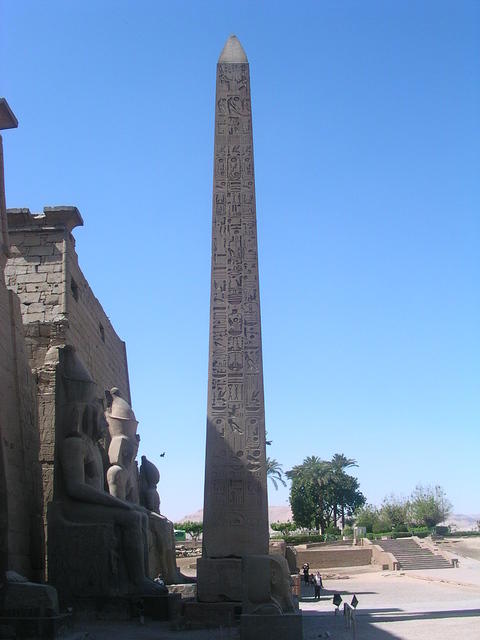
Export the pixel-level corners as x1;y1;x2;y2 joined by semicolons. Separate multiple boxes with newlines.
64;238;130;403
0;126;43;581
6;206;130;400
5;206;131;579
294;547;372;569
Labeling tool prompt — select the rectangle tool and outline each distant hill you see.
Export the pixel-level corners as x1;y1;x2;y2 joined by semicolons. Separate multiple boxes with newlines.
179;507;479;532
444;514;480;532
179;505;293;528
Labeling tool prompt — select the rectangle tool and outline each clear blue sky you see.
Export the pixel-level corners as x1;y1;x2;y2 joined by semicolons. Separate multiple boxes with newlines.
1;1;479;520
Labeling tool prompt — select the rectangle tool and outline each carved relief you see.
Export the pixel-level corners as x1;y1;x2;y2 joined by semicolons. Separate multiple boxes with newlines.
205;55;267;555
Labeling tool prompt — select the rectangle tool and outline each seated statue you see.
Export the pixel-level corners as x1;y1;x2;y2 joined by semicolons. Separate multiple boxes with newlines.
139;455;179;584
49;346;166;598
105;387;180;585
105;387;140;503
139;455;160;513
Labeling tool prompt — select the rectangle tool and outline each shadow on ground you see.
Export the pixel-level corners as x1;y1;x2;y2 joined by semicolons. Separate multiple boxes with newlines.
300;580;480;639
302;608;480;640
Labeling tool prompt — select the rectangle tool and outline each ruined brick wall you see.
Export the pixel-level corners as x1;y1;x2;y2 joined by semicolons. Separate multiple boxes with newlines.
6;207;130;401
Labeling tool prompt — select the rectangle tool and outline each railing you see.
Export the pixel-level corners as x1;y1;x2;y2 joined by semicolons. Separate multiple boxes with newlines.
344;602;357;638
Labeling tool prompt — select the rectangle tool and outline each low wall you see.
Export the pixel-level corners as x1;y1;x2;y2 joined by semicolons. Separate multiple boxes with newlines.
362;539;397;570
295;546;372;569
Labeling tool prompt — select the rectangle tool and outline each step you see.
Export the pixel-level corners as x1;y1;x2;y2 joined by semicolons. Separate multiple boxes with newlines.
374;538;453;570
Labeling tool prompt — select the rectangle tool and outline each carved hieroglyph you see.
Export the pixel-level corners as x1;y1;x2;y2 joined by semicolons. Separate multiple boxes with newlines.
203;36;269;558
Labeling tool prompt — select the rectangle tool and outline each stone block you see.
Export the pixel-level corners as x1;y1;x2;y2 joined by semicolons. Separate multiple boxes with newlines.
240;613;303;640
16;273;47;284
21;235;41;247
37;264;56;273
27;302;45;313
197;558;242;602
25;282;49;292
29;245;54;256
46;272;64;283
25;312;45;322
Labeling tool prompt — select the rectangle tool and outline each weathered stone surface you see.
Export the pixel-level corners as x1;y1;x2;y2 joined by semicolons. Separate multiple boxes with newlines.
139;455;161;513
47;347;167;602
242;555;297;615
203;34;268;562
4;571;58;615
197;40;302;635
0;110;44;583
197;558;242;602
147;513;179;584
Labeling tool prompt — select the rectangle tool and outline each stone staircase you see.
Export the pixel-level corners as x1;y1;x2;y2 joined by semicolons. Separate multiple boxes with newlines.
375;538;452;570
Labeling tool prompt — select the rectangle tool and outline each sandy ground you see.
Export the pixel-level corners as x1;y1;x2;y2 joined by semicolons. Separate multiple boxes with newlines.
438;536;480;562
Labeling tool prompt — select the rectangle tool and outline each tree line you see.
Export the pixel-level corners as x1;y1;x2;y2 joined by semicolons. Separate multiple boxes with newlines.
267;453;452;535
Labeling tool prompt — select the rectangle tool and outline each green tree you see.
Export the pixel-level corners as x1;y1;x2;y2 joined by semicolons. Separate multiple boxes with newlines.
409;485;452;528
334;473;366;529
354;504;381;533
328;455;365;529
267;457;287;491
174;520;203;542
380;494;410;528
270;521;297;537
287;455;365;534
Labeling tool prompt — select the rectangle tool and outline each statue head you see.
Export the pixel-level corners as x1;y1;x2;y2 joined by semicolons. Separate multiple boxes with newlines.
60;346;97;404
105;387;138;438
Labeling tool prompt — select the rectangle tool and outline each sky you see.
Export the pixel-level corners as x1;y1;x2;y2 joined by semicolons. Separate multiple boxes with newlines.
1;1;479;521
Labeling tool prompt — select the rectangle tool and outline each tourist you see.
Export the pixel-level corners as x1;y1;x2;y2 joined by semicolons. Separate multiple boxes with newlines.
314;571;323;600
302;562;310;585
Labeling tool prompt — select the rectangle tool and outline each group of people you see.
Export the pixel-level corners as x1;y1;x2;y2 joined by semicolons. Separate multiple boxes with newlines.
302;562;323;600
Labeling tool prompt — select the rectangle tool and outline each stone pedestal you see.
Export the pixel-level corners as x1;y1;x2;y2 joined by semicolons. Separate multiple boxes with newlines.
47;502;126;605
196;558;242;602
0;572;69;640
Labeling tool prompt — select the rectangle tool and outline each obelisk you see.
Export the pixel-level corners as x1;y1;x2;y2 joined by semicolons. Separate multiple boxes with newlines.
200;35;268;589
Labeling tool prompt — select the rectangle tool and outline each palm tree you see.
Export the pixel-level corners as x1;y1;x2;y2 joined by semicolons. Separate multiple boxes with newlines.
331;453;358;529
331;453;358;472
267;457;287;490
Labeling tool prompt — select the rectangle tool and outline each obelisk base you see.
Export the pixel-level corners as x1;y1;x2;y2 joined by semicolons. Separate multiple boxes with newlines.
196;558;243;602
240;613;303;640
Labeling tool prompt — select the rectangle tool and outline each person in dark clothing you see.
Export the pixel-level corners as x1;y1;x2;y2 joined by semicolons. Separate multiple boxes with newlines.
302;562;310;585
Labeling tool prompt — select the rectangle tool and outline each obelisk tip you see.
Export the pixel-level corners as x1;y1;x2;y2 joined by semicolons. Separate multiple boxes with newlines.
218;35;248;63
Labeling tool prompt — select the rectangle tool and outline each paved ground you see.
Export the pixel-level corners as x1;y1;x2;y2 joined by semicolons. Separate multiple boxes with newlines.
66;561;480;639
300;567;480;639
